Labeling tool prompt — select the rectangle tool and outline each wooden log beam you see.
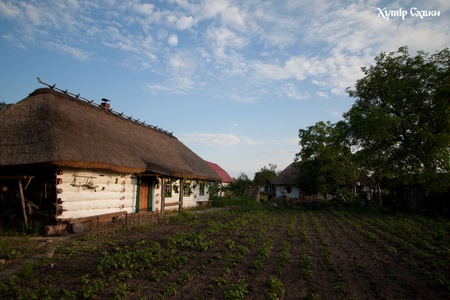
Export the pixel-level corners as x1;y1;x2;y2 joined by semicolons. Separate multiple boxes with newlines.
160;177;165;218
0;175;33;180
164;201;181;207
63;211;127;223
18;180;28;229
178;179;184;213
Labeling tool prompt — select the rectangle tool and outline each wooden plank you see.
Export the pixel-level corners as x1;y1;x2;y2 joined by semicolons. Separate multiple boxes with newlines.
0;175;33;180
18;180;28;229
165;201;181;207
139;182;149;212
196;200;211;208
45;223;69;236
178;179;183;213
161;177;165;218
63;211;127;223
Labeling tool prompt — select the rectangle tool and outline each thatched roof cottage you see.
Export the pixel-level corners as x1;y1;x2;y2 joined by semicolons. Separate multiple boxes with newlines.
271;163;301;199
0;87;221;232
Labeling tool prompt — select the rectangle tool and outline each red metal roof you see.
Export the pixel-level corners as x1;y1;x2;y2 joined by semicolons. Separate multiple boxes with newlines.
206;161;234;183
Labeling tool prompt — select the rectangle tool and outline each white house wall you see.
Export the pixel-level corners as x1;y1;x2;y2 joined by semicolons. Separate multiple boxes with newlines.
274;186;301;199
56;168;137;219
158;179;211;211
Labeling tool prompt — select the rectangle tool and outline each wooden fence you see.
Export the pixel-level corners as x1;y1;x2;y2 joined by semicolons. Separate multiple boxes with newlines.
83;212;161;236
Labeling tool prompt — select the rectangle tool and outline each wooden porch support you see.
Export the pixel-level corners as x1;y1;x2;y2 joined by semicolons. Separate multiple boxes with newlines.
18;180;28;229
178;179;184;214
160;177;165;218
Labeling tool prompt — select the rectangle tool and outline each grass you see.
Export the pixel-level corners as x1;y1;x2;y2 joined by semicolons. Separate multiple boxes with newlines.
211;196;263;208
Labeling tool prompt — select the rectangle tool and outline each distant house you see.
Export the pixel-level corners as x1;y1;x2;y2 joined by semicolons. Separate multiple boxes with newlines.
0;87;221;231
353;175;377;199
206;161;234;197
271;163;301;200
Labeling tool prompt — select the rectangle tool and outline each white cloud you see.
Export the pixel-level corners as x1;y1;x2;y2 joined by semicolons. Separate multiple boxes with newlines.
206;25;248;62
0;1;21;18
329;110;342;118
179;133;241;147
316;91;328;98
220;5;245;29
168;34;178;46
179;132;297;148
177;15;195;29
135;3;155;16
277;83;309;100
45;41;90;61
1;33;26;49
20;2;42;26
251;61;289;80
146;75;195;95
203;0;229;18
169;53;188;68
1;0;449;100
229;94;257;103
167;14;195;30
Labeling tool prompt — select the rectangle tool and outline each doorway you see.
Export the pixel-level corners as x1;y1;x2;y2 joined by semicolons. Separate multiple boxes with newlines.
139;182;153;212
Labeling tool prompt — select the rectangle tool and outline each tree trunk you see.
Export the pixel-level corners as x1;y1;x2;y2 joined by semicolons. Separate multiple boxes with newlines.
400;184;423;212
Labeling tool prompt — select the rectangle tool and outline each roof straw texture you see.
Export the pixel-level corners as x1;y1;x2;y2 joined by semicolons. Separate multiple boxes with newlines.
0;88;221;181
271;163;300;186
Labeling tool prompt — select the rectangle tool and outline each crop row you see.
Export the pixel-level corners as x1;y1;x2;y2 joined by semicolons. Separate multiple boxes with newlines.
1;208;449;299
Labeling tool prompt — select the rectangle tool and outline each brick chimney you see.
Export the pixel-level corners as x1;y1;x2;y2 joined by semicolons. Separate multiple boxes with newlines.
101;98;111;110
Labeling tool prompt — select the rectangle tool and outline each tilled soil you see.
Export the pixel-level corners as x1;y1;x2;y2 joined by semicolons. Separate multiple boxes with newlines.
0;208;449;299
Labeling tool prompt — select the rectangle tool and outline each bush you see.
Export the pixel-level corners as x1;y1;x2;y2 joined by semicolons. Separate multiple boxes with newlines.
212;197;261;208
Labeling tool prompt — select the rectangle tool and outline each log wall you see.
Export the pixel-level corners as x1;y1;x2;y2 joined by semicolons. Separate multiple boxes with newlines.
56;168;137;219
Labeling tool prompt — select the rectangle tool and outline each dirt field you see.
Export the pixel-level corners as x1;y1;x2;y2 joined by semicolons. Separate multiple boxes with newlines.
1;207;449;299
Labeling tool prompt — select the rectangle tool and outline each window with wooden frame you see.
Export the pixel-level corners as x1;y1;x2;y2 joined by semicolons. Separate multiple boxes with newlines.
183;181;191;197
164;179;172;198
199;182;206;196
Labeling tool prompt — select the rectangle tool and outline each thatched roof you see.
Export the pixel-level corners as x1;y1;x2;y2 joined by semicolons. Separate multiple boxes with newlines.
271;163;299;186
0;88;221;181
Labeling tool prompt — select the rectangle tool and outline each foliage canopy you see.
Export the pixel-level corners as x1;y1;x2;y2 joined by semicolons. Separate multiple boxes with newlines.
296;120;356;195
344;46;450;193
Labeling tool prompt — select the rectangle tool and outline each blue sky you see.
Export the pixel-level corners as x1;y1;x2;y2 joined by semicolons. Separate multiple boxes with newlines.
0;0;449;178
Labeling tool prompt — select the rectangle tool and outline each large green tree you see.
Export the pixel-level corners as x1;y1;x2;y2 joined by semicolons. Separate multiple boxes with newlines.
296;120;356;196
226;173;253;198
253;163;278;197
344;46;450;209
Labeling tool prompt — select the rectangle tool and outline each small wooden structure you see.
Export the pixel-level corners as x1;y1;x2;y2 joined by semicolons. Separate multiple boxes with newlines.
244;187;260;202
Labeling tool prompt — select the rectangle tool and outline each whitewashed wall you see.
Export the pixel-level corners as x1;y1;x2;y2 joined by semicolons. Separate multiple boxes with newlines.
56;168;137;219
274;186;301;199
154;179;211;211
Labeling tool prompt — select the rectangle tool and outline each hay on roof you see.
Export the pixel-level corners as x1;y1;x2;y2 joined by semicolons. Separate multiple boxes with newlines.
0;88;221;181
271;163;300;186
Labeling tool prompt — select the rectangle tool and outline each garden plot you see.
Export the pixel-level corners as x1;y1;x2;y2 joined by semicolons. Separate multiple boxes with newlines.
0;208;449;299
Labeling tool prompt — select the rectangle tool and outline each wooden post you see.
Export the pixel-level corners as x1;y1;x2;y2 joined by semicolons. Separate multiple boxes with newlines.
178;179;184;214
18;180;28;229
160;177;165;218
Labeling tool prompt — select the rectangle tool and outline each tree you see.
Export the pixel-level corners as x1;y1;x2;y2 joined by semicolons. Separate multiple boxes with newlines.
226;173;253;198
344;46;450;210
296;120;357;196
253;163;278;197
